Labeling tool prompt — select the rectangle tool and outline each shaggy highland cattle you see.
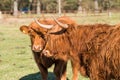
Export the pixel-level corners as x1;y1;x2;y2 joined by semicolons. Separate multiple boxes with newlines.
33;16;116;80
20;19;67;80
89;25;120;80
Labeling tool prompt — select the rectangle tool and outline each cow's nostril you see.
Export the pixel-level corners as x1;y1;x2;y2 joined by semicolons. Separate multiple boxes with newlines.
39;47;42;50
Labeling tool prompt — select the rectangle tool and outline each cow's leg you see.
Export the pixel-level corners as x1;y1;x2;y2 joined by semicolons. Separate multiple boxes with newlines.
71;58;80;80
33;53;48;80
38;64;48;80
61;61;67;80
54;60;67;80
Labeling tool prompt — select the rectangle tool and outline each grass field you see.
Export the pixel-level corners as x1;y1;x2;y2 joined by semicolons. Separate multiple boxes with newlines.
0;13;120;80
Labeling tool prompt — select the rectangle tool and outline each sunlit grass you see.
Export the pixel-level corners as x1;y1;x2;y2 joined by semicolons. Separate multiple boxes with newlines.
0;13;120;80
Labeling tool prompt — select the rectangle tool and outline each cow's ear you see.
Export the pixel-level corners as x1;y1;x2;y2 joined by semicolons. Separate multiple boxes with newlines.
20;25;29;34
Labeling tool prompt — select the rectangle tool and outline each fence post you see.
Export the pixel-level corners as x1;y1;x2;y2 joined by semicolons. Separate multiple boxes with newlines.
0;11;3;19
13;0;18;17
58;0;62;16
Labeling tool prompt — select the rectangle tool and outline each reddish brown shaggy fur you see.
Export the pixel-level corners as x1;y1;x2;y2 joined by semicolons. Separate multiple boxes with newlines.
89;25;120;80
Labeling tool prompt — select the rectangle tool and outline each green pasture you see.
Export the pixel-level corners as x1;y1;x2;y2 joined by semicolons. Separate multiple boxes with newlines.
0;13;120;80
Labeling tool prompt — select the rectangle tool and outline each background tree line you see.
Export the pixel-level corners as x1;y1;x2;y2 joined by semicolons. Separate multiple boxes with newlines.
0;0;120;13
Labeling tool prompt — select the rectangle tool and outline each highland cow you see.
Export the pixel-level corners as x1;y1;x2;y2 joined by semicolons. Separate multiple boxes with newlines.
20;19;67;80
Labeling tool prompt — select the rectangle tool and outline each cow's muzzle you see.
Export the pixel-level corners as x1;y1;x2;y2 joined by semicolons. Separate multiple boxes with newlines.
42;50;53;57
32;45;43;52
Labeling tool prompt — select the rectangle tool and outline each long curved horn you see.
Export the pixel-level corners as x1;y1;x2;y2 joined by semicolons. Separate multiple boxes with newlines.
34;19;53;29
52;16;68;28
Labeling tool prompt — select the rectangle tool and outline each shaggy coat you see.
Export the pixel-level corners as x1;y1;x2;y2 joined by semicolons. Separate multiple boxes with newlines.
89;25;120;80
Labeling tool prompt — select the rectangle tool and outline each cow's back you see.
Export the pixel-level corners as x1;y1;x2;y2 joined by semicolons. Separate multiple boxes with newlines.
68;24;113;53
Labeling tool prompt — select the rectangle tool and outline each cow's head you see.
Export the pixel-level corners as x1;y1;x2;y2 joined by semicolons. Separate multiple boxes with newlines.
19;19;56;52
20;25;47;52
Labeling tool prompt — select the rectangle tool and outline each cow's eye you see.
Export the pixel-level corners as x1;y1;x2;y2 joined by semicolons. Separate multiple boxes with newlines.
28;30;33;33
39;35;45;39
